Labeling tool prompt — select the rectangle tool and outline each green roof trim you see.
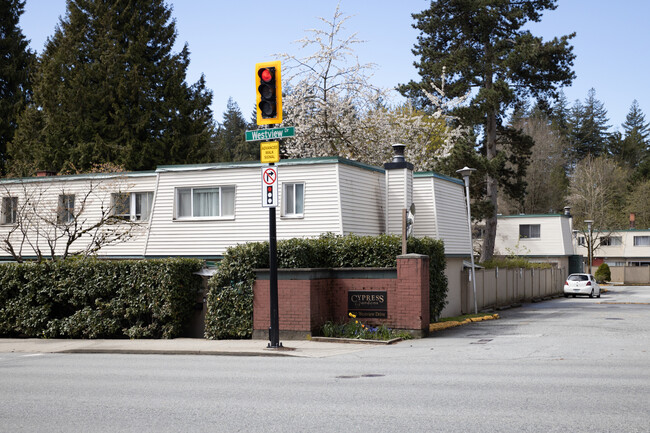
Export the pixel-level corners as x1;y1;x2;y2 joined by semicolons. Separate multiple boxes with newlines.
498;214;570;218
414;171;464;186
0;170;157;185
156;156;385;174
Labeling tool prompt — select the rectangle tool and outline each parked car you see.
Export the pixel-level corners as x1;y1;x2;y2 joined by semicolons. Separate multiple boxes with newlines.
564;273;601;298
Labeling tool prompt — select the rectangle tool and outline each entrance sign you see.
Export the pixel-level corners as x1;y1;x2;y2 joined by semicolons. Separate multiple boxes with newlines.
262;166;278;208
246;127;295;142
348;291;388;318
260;141;280;163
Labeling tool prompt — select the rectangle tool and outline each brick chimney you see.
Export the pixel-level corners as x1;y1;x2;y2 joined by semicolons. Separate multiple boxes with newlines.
36;170;57;177
630;213;636;229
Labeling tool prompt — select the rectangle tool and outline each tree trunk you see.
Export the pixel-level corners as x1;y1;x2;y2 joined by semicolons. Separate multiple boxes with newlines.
482;109;498;262
481;46;498;263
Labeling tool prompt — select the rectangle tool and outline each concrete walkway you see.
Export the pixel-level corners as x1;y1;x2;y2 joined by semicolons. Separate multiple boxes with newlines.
0;338;378;358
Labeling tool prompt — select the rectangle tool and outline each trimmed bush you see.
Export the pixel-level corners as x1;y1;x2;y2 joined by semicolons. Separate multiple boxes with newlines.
595;263;611;283
0;258;204;339
205;234;447;339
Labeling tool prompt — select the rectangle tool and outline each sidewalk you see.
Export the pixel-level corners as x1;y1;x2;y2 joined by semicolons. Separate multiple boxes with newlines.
0;338;379;358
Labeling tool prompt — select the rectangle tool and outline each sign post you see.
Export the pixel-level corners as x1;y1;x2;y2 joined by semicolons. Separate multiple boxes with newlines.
255;61;286;349
267;164;280;349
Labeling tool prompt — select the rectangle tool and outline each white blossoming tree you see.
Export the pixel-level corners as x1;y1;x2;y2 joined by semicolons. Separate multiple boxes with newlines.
277;4;468;170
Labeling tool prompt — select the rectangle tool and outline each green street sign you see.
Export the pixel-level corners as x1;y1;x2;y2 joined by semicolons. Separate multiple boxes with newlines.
246;127;295;142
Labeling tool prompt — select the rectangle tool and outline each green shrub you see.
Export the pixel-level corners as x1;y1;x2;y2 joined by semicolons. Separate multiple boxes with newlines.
205;234;447;339
594;263;611;283
0;258;204;338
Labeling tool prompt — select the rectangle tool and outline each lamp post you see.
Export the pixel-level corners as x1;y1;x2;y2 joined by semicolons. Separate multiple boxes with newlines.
457;166;477;314
584;220;594;274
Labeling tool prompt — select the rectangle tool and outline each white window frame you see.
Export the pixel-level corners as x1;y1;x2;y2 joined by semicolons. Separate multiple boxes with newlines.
519;224;541;239
601;236;622;246
282;182;304;218
111;192;154;222
57;194;75;224
174;186;235;220
1;196;18;225
633;236;650;247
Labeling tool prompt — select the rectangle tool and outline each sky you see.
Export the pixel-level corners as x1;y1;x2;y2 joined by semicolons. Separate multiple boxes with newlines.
19;0;650;132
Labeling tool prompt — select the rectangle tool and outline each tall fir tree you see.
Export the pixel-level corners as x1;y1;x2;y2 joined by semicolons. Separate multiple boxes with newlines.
0;0;34;175
214;98;256;162
8;0;215;175
568;88;610;163
398;0;575;261
611;100;649;170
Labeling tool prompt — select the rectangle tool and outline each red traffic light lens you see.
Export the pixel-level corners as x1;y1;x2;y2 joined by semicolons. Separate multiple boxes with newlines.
260;68;272;82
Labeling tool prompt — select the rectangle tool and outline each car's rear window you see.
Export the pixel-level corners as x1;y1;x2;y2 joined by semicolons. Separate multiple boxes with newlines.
568;275;588;281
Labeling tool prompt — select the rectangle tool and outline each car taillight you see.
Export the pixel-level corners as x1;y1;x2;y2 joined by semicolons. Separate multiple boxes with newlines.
586;281;591;286
565;281;568;285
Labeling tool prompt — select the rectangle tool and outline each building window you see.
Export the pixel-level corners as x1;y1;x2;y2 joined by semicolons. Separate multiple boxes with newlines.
577;236;586;246
57;194;75;224
519;224;540;239
112;192;154;221
633;236;650;246
1;197;18;225
283;183;304;217
601;236;622;246
176;186;235;219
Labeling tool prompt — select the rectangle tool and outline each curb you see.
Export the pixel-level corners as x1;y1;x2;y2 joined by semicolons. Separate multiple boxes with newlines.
429;313;500;333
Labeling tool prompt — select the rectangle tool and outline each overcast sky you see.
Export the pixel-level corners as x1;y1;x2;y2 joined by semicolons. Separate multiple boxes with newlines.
20;0;650;131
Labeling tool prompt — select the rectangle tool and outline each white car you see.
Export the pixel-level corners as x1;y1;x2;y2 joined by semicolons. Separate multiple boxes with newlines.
564;273;601;298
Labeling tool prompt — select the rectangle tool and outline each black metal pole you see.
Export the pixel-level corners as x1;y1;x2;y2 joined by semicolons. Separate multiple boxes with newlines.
268;163;281;348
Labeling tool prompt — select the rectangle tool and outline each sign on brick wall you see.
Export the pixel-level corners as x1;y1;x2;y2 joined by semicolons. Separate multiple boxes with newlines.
348;291;388;318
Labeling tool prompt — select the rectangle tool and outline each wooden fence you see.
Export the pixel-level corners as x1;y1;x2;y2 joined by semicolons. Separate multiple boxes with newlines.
460;267;567;314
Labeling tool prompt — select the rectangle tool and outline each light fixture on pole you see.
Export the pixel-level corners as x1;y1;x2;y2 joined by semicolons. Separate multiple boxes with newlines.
584;220;594;274
457;166;478;314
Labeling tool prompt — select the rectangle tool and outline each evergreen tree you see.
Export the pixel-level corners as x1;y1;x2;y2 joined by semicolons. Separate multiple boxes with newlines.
0;0;34;175
550;91;571;139
611;100;649;169
8;0;215;175
214;98;256;162
398;0;575;261
569;88;610;162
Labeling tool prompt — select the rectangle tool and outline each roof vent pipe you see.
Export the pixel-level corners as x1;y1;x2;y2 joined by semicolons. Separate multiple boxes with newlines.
392;143;406;163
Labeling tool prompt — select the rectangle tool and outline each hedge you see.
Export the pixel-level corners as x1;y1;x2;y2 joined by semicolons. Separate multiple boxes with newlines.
0;258;204;339
205;234;447;339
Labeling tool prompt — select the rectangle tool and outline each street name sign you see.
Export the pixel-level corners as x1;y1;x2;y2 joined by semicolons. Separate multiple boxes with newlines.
246;127;295;142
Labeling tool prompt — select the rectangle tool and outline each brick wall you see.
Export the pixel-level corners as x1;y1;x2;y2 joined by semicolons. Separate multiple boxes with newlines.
253;254;429;339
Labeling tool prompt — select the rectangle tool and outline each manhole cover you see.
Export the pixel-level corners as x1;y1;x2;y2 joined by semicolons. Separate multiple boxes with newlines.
605;318;624;320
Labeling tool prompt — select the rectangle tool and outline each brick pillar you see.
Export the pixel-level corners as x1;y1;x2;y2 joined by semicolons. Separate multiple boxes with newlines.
396;253;430;335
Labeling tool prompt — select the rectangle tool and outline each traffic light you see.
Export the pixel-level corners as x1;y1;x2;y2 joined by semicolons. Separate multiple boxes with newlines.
255;61;282;125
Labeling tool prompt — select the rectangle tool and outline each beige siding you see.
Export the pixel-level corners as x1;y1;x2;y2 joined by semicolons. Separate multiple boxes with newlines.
144;163;343;257
385;169;411;235
412;177;438;239
339;164;385;235
0;173;156;259
433;177;470;255
495;216;573;256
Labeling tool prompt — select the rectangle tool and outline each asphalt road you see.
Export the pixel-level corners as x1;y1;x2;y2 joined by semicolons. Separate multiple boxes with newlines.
1;285;648;432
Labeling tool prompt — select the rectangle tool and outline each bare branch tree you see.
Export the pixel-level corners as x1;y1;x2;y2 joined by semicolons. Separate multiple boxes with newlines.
0;174;146;262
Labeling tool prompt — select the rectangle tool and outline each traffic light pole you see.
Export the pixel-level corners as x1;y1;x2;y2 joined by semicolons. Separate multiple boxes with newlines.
268;164;281;349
